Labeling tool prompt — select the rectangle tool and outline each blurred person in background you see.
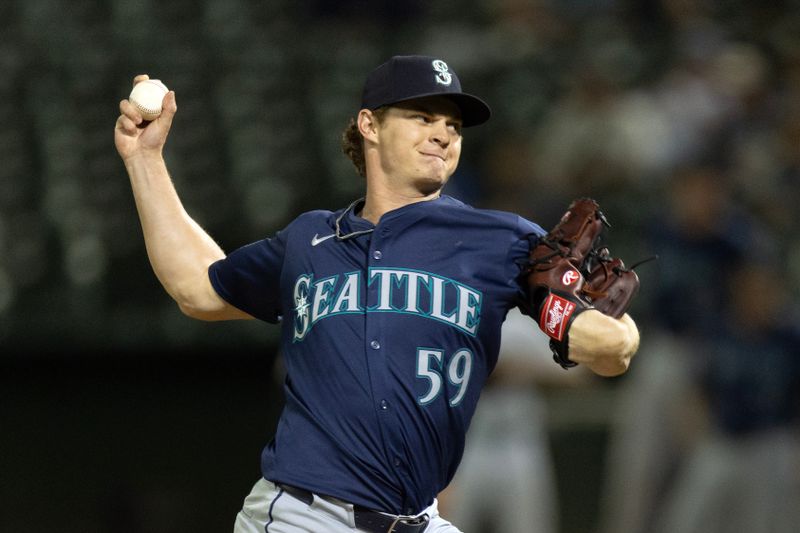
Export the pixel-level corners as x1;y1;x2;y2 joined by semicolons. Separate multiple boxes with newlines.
600;164;749;533
651;258;800;533
600;163;800;533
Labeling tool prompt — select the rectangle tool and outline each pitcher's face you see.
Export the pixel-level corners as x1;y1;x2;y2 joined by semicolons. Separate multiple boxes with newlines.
371;96;463;194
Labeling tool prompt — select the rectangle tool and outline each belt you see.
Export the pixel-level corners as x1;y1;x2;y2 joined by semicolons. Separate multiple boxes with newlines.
279;484;430;533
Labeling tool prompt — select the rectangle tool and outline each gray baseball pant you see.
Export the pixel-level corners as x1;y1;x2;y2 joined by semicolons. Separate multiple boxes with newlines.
233;478;463;533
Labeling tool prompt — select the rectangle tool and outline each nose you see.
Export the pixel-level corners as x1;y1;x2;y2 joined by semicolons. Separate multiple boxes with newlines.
430;119;450;148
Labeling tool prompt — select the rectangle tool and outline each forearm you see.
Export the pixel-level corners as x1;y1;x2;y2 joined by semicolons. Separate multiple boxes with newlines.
124;153;224;308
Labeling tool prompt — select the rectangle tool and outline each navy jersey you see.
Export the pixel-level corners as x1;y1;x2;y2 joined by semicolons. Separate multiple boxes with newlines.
209;195;544;515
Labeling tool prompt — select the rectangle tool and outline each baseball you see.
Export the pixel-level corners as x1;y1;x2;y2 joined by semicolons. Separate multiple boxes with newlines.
129;79;169;121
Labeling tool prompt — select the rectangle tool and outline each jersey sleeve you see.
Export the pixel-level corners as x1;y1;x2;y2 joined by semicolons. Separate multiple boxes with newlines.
208;229;287;323
509;215;545;313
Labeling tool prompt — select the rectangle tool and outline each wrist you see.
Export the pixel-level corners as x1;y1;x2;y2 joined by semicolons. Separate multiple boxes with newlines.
123;150;165;168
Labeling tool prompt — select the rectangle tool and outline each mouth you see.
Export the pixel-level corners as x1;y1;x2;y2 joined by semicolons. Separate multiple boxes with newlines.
419;151;446;161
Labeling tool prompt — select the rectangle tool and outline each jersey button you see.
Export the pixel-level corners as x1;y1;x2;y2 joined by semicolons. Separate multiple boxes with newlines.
380;400;389;410
370;340;380;350
372;250;382;260
393;457;401;467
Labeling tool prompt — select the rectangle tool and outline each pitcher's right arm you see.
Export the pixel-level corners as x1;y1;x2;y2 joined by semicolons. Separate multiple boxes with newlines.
114;75;250;321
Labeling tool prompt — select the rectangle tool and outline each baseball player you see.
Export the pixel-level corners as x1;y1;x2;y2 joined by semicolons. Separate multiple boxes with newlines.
115;55;640;532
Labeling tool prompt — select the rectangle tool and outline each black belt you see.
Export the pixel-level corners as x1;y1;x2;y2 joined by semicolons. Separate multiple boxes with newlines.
279;484;430;533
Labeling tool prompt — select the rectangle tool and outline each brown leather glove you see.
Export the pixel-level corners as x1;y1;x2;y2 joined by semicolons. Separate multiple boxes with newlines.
526;198;640;368
583;248;641;319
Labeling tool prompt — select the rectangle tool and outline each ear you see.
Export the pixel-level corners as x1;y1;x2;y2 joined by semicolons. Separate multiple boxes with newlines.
357;109;380;144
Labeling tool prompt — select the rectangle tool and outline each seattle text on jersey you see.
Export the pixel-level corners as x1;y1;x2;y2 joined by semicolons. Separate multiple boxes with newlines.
292;267;483;341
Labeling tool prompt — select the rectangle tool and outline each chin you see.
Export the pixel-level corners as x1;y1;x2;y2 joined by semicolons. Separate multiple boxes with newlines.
413;175;449;195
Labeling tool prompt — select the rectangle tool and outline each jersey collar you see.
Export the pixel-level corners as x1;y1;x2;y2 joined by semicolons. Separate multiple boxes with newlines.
335;198;375;241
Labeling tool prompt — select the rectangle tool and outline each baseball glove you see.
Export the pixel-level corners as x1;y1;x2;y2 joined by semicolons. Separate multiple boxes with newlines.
583;248;641;319
525;198;640;368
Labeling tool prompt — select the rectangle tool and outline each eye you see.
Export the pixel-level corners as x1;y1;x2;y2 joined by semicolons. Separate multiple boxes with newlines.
413;114;431;123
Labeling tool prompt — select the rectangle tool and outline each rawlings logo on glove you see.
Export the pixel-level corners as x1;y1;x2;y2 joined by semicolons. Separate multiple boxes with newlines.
540;294;576;340
525;198;645;368
562;270;580;285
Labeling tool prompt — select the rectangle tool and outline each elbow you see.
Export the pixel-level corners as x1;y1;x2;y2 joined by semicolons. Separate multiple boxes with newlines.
570;311;640;377
177;300;223;321
591;317;640;376
173;286;219;321
167;273;226;321
178;300;209;320
176;292;252;321
587;352;631;377
571;345;633;377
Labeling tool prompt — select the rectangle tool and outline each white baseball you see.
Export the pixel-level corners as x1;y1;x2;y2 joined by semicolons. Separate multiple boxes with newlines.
129;79;169;121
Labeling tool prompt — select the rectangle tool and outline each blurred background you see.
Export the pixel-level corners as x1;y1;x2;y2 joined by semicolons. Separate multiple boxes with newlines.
2;0;800;532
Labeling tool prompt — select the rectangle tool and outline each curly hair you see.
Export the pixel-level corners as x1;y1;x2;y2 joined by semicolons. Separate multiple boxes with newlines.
340;108;387;178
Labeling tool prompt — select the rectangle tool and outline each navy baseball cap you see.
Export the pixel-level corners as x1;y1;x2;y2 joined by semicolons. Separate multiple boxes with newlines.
361;55;491;127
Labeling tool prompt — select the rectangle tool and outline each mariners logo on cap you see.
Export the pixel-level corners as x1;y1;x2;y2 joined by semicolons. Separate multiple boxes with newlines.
432;60;452;86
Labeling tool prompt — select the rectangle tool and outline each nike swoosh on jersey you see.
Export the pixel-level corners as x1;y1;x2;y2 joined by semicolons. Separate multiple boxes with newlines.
311;233;336;246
